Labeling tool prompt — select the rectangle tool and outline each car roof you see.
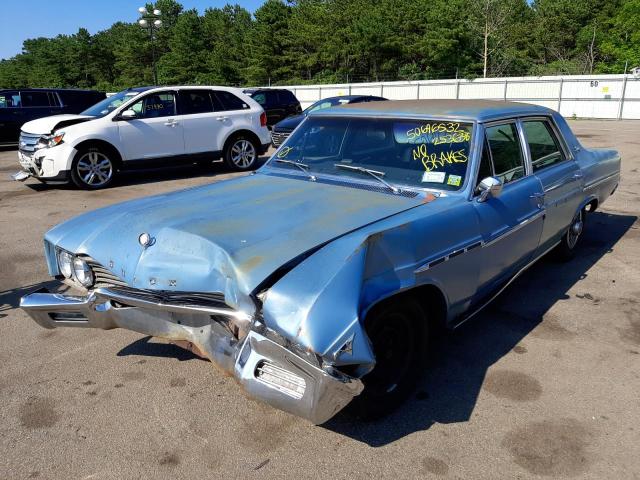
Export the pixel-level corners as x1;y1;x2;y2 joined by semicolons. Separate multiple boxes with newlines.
0;88;102;93
316;99;555;122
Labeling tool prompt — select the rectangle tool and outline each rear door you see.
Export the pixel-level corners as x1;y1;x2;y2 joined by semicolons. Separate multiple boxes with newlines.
522;117;584;255
178;89;221;154
472;120;545;299
117;90;185;161
0;90;22;143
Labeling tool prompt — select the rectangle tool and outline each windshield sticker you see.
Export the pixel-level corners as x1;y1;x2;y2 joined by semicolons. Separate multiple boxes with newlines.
422;171;446;183
276;146;292;158
447;174;462;186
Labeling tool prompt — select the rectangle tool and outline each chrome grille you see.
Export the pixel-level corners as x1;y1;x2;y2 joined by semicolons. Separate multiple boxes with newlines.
84;258;128;288
271;129;292;147
19;131;44;154
105;286;228;309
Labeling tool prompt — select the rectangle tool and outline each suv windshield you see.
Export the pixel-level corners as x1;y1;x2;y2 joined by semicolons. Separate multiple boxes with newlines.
81;90;143;117
267;116;473;191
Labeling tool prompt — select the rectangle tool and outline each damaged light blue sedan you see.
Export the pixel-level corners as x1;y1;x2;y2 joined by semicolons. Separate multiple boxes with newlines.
20;100;621;424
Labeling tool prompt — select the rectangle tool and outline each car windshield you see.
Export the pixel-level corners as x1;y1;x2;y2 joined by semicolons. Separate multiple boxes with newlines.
303;98;351;114
81;90;143;117
267;116;473;191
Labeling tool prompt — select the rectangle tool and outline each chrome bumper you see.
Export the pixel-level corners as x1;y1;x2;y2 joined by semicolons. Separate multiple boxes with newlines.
20;286;362;424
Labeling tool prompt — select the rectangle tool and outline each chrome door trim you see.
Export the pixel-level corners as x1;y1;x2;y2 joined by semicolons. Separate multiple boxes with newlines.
482;209;546;248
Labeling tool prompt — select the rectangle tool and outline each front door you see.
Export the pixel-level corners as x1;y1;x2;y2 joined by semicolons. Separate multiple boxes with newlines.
472;121;545;299
521;118;584;254
117;91;185;161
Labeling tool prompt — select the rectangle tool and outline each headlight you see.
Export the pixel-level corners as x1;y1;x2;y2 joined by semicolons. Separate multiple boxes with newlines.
57;250;73;278
47;131;65;148
72;257;94;287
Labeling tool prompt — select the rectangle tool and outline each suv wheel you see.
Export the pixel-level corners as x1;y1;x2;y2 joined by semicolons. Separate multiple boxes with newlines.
224;135;258;171
71;147;115;190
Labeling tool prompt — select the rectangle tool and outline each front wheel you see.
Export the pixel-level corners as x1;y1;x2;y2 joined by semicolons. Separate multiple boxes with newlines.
555;209;585;261
223;135;259;171
349;298;428;419
70;147;116;190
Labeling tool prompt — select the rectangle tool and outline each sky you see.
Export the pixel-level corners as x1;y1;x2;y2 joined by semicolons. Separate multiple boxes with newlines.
0;0;265;60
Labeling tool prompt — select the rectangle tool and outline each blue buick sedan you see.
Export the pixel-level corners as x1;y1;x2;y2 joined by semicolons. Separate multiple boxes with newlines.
20;100;621;424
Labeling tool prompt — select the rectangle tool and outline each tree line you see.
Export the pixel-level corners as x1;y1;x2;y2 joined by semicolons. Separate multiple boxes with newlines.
0;0;638;91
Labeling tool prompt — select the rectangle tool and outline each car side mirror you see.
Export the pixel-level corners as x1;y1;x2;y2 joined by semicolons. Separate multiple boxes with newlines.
120;109;137;120
476;176;503;202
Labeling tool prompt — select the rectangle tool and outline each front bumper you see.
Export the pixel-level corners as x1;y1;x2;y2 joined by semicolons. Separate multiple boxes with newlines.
20;286;362;424
17;143;75;181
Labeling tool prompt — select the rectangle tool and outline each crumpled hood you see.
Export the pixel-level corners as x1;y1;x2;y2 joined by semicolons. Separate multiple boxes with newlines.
46;173;426;309
21;114;94;135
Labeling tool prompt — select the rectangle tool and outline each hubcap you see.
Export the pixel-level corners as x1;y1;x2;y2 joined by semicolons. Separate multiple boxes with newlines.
567;211;583;249
230;140;256;168
77;151;113;186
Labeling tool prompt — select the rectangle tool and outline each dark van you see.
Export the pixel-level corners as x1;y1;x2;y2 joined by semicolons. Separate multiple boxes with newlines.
0;88;105;145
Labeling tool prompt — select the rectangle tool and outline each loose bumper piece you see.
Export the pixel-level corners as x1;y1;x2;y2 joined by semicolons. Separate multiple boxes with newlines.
11;170;31;181
20;286;362;424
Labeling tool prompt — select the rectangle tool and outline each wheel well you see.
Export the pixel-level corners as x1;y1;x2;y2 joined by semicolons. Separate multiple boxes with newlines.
73;140;123;166
366;284;448;332
223;129;262;153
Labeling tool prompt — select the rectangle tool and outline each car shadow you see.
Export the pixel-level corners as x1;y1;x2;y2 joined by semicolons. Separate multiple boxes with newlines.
18;154;272;192
0;279;62;316
323;210;637;447
116;335;204;362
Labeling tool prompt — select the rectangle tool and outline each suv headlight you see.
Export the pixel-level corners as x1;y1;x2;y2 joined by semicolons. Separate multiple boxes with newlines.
46;131;65;148
72;257;94;287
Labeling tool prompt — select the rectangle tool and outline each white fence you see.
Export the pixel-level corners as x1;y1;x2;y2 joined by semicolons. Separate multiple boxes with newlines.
281;74;640;120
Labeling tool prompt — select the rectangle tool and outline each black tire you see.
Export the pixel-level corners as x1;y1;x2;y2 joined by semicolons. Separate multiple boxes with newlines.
70;146;116;190
555;208;585;261
223;134;259;171
349;298;429;419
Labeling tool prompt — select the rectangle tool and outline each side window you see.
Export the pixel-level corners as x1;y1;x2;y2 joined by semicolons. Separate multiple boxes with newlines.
251;92;266;106
128;92;176;118
180;90;214;115
485;123;525;185
213;91;249;111
476;138;494;189
21;91;50;107
47;92;61;107
0;91;20;108
522;120;565;172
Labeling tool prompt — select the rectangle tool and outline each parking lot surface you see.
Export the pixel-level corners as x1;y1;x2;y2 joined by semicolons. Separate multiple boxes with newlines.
0;121;638;479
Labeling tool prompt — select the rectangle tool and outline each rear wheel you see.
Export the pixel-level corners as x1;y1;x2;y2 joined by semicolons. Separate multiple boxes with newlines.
70;147;116;190
555;209;585;261
223;135;258;171
349;298;428;419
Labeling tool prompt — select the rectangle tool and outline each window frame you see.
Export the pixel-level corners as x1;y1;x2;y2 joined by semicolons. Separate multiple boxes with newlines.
519;115;573;173
480;119;529;187
123;90;178;120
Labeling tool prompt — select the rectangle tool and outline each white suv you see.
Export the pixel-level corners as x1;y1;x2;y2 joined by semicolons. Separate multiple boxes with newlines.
14;86;271;189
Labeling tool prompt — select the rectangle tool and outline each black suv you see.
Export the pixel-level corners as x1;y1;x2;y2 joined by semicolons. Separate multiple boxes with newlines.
0;88;105;145
243;88;301;128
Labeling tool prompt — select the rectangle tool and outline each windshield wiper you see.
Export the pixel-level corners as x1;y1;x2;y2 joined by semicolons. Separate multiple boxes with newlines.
274;159;316;181
334;163;399;194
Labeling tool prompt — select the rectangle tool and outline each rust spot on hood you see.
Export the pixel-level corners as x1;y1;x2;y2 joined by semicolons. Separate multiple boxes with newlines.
422;193;437;204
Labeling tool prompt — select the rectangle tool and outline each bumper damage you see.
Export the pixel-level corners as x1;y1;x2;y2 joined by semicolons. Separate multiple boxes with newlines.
20;286;362;424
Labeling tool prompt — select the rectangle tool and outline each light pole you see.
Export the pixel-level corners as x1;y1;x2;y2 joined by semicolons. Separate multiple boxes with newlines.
137;6;162;85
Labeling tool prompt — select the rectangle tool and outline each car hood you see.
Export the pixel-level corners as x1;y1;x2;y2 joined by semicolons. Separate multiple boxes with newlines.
21;114;95;135
46;173;427;310
273;114;304;131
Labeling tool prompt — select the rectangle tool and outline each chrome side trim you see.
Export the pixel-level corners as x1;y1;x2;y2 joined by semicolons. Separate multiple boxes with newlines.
483;209;545;248
455;240;561;328
414;238;483;274
583;172;619;191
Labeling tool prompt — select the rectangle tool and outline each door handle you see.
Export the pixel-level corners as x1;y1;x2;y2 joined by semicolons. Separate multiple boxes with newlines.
530;192;545;198
216;116;228;121
572;172;584;180
164;119;177;126
530;192;545;208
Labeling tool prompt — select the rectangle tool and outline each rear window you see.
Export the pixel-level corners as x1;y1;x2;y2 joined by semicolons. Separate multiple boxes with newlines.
213;91;249;111
21;91;50;107
181;90;214;114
